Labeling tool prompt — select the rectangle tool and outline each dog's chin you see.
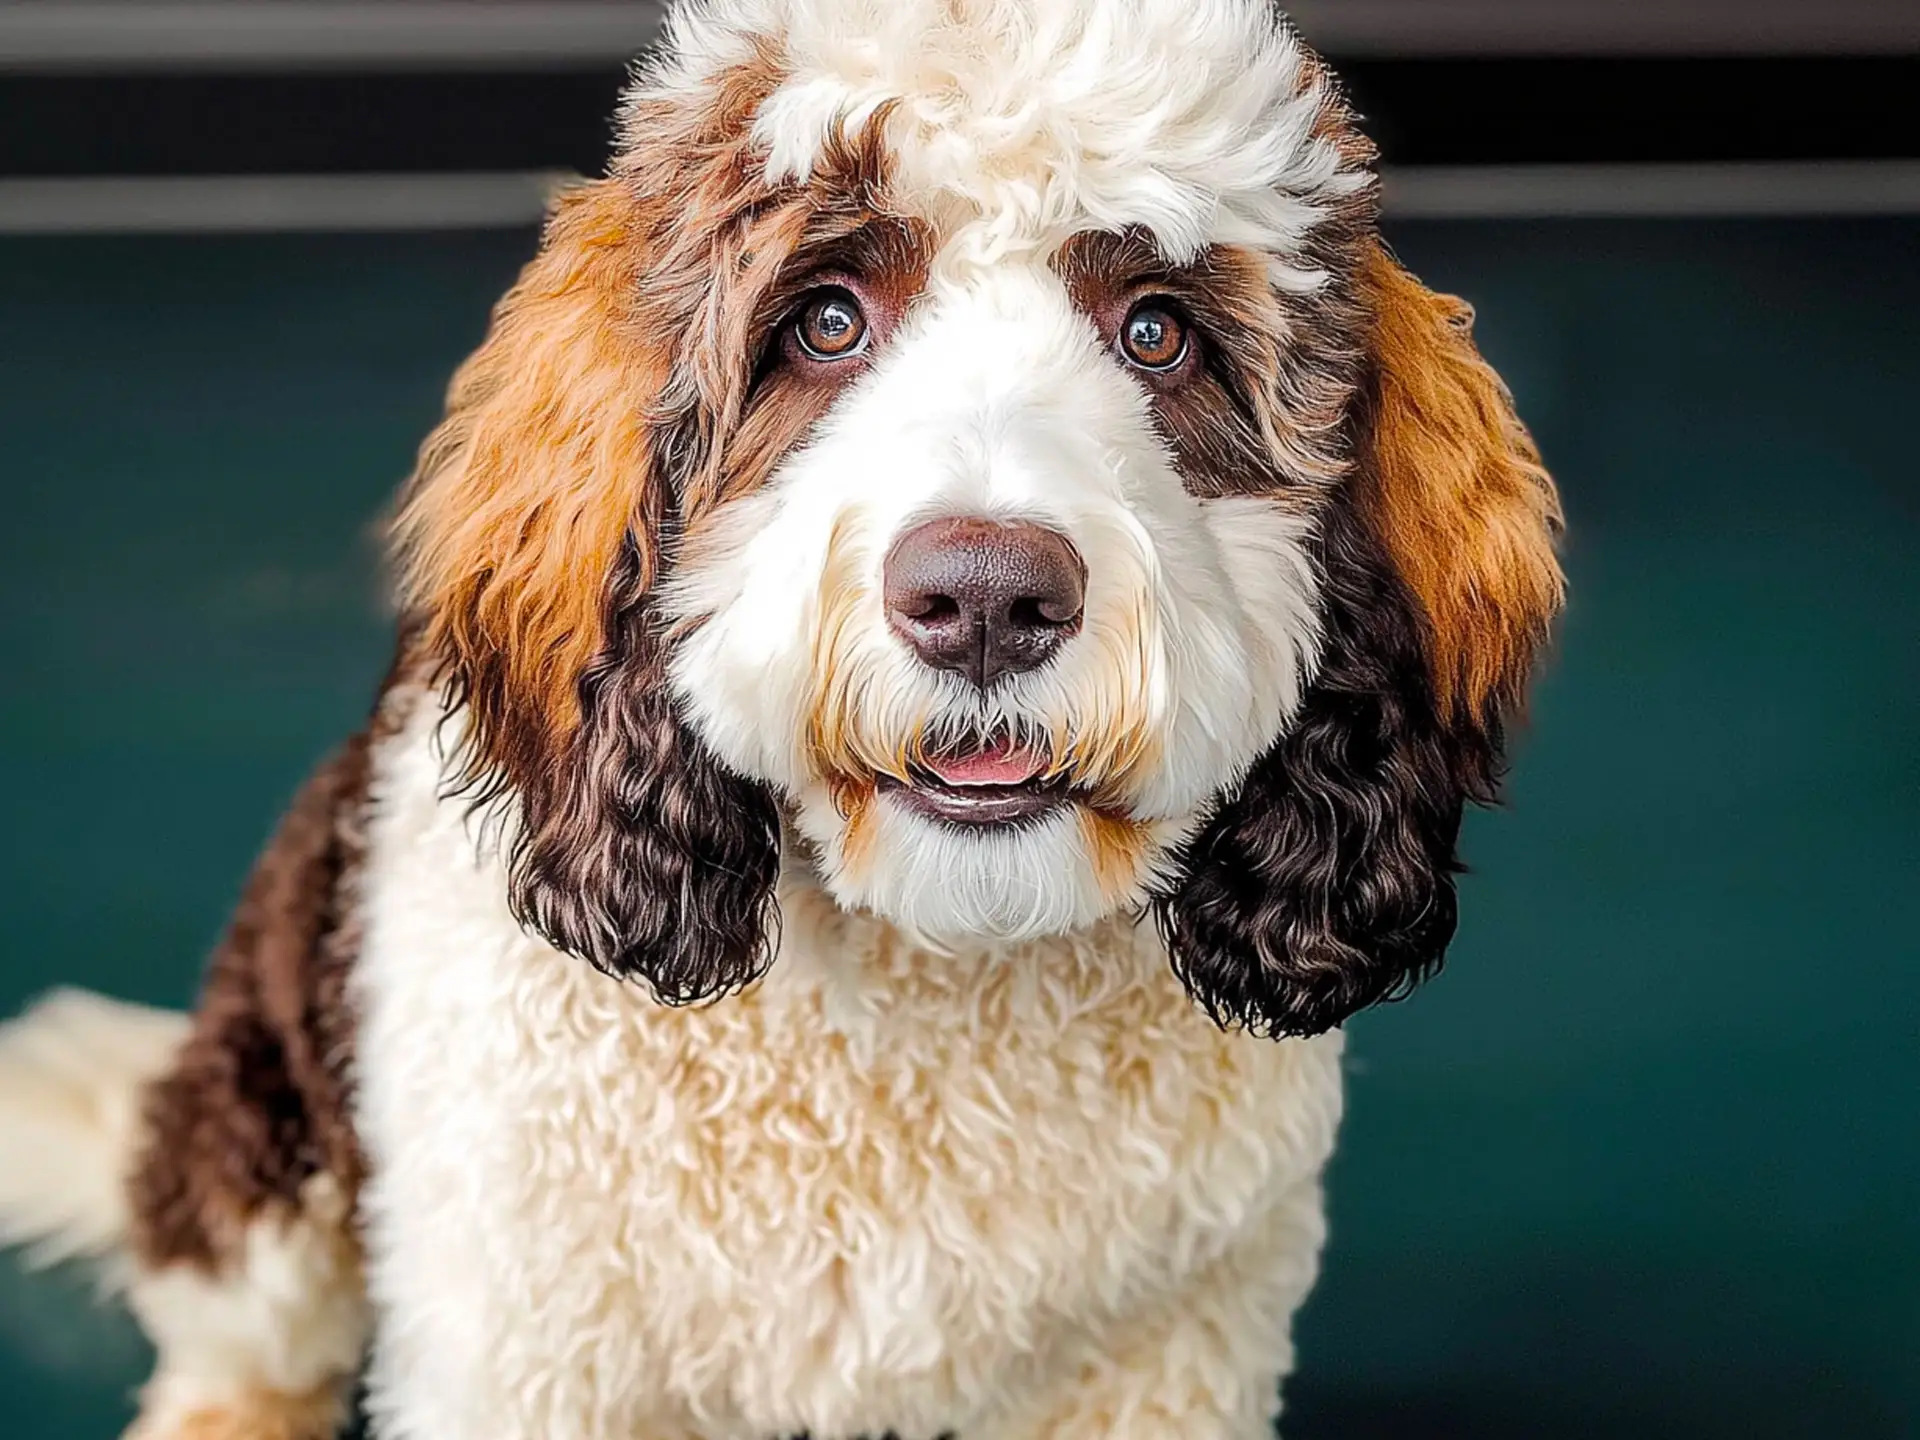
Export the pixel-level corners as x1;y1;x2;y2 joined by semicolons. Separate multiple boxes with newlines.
800;784;1132;947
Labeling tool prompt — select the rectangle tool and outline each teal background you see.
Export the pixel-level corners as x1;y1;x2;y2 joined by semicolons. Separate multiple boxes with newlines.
1;220;1915;1437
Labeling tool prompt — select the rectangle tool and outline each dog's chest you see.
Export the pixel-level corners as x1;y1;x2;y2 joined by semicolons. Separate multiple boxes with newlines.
350;735;1343;1439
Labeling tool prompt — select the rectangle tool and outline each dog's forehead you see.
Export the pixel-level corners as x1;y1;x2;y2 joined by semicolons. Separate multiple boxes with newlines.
645;0;1372;279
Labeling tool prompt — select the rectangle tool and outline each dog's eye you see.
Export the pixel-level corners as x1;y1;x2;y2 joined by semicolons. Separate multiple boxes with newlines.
1119;300;1189;372
794;288;869;361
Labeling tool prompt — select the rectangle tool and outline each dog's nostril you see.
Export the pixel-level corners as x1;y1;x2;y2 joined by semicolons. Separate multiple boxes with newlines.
1007;595;1076;630
907;593;963;625
882;517;1087;690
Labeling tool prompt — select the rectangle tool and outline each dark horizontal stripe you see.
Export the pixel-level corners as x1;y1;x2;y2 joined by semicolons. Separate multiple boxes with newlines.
1340;56;1920;166
3;57;1917;180
0;1;665;72
3;0;1917;71
0;69;628;178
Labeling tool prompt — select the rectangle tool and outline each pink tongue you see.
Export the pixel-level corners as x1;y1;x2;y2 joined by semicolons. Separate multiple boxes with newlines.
925;740;1046;787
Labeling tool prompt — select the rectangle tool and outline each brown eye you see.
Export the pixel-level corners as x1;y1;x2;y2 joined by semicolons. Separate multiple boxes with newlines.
1119;300;1188;371
795;288;868;361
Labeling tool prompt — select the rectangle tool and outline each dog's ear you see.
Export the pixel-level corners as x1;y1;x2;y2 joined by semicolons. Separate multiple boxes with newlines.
392;178;781;1003
1349;245;1566;739
1156;242;1564;1038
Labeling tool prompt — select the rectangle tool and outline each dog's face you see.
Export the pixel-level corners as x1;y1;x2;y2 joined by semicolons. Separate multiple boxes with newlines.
393;0;1563;1037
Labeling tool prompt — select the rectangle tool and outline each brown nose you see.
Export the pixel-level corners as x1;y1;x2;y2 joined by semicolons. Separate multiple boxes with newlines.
883;517;1086;689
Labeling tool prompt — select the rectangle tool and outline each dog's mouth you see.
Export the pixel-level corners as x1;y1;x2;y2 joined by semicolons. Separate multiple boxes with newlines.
878;735;1068;828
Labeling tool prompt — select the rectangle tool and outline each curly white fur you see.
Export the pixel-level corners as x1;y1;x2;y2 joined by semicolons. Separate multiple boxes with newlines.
649;0;1366;278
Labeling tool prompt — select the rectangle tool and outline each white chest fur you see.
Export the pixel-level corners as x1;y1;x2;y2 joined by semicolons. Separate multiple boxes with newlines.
351;704;1345;1440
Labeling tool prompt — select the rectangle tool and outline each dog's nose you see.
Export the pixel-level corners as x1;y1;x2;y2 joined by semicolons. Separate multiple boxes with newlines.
883;517;1086;689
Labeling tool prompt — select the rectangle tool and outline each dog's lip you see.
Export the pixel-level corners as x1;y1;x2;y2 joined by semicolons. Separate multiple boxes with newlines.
879;740;1065;827
879;771;1068;826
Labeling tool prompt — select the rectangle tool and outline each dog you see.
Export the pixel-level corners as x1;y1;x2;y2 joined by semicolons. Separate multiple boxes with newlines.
0;2;1563;1436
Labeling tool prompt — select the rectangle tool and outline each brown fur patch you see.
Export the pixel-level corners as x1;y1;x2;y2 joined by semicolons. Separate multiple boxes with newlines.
1054;228;1333;500
1353;244;1566;722
127;722;380;1272
1052;98;1375;503
699;215;931;516
1078;807;1155;902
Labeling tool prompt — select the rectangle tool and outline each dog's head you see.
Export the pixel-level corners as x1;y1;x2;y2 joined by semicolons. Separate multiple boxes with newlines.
392;0;1563;1037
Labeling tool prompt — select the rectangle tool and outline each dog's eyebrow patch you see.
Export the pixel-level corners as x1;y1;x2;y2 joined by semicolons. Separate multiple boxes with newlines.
692;209;934;525
760;215;934;344
1051;229;1300;502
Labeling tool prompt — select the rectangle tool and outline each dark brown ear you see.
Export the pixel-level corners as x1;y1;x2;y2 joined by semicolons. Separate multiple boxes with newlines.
391;179;781;1003
1155;243;1564;1038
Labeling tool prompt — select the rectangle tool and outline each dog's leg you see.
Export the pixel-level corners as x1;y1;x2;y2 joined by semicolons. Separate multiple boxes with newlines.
121;1173;367;1440
1007;1177;1329;1440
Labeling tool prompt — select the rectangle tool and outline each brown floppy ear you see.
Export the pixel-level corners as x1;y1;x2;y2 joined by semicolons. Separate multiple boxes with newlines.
391;178;781;1003
1156;242;1563;1038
